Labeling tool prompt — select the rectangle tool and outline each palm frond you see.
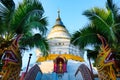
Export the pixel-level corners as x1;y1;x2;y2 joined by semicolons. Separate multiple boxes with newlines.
106;0;119;18
26;16;48;35
71;24;100;49
0;3;9;33
0;0;15;36
83;7;110;27
83;7;117;43
1;0;15;11
11;0;46;35
20;33;49;56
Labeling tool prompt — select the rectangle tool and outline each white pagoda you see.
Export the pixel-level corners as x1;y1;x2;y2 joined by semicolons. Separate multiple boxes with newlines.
35;11;95;80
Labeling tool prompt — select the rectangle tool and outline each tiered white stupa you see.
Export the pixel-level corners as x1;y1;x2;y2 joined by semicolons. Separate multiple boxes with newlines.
36;11;96;80
47;10;84;57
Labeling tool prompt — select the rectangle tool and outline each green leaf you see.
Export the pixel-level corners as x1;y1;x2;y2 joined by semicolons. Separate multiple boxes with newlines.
20;33;49;56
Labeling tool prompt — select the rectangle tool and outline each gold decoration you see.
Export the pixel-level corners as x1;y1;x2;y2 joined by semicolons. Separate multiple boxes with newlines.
36;54;84;62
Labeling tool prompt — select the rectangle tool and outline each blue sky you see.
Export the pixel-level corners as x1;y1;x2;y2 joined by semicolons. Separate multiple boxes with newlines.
40;0;120;34
14;0;120;69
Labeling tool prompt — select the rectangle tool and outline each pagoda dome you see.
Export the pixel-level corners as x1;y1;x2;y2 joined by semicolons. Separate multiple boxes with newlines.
47;11;71;39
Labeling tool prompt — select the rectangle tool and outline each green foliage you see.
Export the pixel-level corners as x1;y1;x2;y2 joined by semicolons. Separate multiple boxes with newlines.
71;0;120;60
0;0;49;56
71;24;100;48
20;33;49;56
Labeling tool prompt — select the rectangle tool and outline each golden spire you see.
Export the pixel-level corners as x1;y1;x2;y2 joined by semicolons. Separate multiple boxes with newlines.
58;9;60;19
55;9;64;27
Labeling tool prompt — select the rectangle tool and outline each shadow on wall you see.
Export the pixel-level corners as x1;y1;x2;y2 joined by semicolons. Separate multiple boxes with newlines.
23;64;42;80
75;64;94;80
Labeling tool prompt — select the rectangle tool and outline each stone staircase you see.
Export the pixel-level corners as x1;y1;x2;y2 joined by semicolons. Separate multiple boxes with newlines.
41;73;71;80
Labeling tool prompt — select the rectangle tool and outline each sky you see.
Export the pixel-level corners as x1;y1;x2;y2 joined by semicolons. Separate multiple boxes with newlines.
13;0;120;69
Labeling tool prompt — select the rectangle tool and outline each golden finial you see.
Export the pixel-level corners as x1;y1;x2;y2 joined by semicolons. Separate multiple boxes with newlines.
57;9;60;18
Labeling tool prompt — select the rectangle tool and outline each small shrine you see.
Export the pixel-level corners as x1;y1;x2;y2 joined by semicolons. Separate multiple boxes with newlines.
53;56;67;73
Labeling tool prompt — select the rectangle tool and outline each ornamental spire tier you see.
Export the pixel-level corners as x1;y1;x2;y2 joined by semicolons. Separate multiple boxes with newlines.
47;10;71;39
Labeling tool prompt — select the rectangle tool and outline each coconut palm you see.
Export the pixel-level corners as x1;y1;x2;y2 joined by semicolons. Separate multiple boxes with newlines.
0;0;49;57
71;1;120;78
71;0;120;60
0;0;49;79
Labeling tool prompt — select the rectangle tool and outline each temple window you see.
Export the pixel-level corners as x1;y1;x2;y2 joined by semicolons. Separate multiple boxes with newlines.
58;43;61;45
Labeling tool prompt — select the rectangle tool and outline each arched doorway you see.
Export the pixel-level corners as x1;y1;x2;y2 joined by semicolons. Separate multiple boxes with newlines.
53;56;67;73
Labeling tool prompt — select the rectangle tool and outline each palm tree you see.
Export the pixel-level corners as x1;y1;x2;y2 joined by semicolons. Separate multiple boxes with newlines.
0;0;49;79
0;0;49;57
71;0;120;78
71;0;120;61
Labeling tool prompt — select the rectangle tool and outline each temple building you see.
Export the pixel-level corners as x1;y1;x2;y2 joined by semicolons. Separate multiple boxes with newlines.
25;11;97;80
36;11;84;58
